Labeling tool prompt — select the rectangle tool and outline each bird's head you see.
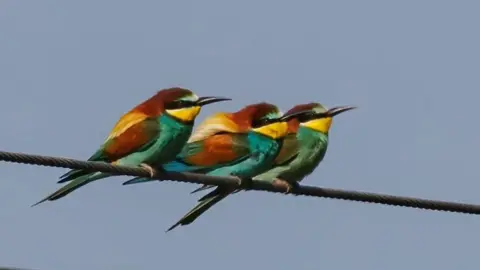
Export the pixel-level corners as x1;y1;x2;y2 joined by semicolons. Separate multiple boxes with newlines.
159;88;231;123
237;102;312;139
285;103;356;134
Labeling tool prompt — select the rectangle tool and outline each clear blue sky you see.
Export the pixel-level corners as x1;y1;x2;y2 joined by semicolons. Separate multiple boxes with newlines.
1;1;480;269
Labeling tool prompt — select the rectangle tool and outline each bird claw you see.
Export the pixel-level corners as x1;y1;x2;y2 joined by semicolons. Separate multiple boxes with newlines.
140;163;155;178
233;176;253;190
272;178;297;194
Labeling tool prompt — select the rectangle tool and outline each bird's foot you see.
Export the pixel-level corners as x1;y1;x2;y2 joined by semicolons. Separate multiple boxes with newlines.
139;163;156;178
232;175;253;190
272;178;298;194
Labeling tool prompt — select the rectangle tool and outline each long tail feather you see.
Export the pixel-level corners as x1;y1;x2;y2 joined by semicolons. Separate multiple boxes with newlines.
57;169;92;184
122;177;153;186
190;184;215;194
166;188;231;232
32;172;109;207
192;184;243;198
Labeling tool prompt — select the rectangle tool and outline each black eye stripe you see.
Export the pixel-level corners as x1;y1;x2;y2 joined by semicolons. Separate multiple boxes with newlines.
251;118;276;128
297;112;328;122
297;112;315;122
165;100;196;110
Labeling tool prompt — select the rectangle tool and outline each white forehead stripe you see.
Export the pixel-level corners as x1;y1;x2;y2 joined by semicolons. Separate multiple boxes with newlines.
181;94;199;101
312;105;328;113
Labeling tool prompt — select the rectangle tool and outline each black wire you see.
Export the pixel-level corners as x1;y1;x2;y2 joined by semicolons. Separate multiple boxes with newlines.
0;150;479;214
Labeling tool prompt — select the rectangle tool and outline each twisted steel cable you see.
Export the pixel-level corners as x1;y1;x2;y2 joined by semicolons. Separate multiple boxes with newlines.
0;150;479;214
0;268;36;270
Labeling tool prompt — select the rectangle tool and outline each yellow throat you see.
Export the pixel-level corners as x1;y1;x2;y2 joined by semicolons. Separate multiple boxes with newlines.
301;117;332;133
166;106;201;122
252;121;288;139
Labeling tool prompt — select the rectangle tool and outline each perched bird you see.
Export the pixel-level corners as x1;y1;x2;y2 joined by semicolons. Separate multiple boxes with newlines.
129;103;310;231
122;102;276;185
252;103;356;193
32;87;230;206
186;102;355;195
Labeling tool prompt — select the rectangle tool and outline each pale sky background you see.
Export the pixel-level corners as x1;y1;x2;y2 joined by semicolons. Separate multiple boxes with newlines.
1;1;480;269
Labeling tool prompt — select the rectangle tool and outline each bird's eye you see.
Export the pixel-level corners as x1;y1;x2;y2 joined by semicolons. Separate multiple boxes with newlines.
252;118;272;128
165;100;195;110
176;100;195;107
297;112;315;122
176;100;188;107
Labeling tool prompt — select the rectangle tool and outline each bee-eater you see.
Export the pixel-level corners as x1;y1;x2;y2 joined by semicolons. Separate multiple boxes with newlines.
187;103;356;195
32;87;230;206
130;103;309;231
252;103;356;193
122;102;277;185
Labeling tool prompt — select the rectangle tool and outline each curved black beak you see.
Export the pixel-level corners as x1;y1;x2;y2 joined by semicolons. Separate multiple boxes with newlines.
196;96;232;106
326;105;357;117
279;110;313;122
296;105;357;122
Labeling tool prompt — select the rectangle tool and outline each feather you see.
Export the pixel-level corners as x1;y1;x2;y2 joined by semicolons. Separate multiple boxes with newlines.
273;133;299;165
187;112;242;143
163;133;250;172
58;88;193;183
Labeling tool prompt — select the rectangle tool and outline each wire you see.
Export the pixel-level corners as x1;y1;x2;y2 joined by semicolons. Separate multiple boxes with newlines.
0;267;36;270
0;150;479;215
